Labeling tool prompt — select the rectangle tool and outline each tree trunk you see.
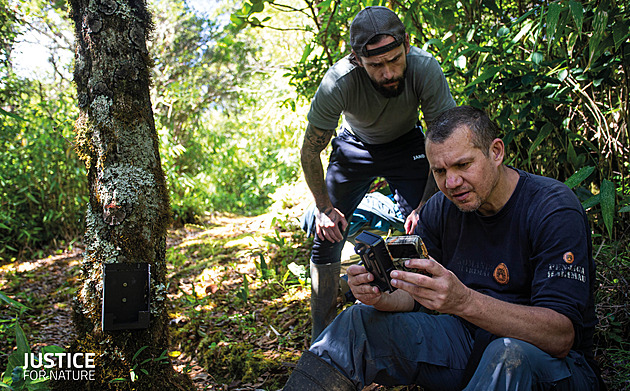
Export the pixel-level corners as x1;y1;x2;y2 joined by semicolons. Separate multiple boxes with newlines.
56;0;193;389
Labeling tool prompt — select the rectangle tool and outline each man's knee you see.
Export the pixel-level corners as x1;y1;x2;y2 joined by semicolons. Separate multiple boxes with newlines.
465;338;580;391
463;338;538;390
312;305;368;346
311;236;346;264
310;304;379;364
482;338;535;365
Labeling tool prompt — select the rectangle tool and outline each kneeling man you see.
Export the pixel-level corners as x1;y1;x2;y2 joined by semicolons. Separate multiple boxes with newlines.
284;106;602;391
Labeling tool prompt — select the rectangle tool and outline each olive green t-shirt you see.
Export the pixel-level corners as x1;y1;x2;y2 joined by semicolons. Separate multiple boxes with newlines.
307;47;456;144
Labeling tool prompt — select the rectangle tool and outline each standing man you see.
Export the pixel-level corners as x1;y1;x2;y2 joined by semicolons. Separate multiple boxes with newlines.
302;6;456;341
285;106;602;390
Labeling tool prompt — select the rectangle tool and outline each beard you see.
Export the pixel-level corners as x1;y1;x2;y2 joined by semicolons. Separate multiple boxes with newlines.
371;67;407;98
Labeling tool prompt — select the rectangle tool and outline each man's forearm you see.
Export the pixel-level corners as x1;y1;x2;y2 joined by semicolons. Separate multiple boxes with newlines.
373;288;415;312
458;289;575;358
301;151;331;211
300;123;335;211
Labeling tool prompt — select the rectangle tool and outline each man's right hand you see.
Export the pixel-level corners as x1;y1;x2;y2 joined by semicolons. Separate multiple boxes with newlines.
347;264;382;306
315;207;348;242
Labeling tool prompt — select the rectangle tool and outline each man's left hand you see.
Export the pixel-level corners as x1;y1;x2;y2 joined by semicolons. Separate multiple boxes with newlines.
404;209;421;234
390;257;472;315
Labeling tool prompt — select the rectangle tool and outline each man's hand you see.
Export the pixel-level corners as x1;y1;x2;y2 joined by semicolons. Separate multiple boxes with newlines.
404;208;421;234
405;172;439;234
390;257;472;314
347;264;383;306
315;207;348;242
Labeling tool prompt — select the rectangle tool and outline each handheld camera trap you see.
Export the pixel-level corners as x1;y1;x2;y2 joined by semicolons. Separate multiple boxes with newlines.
354;232;428;293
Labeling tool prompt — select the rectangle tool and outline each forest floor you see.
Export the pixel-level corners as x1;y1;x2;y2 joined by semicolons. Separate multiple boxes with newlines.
0;183;416;391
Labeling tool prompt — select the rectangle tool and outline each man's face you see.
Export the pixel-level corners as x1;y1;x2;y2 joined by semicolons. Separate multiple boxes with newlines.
426;126;503;215
358;35;410;98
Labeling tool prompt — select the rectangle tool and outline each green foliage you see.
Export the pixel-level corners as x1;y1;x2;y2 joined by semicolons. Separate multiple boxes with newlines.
600;345;630;390
1;291;64;390
109;346;170;384
261;217;312;289
399;0;629;239
0;81;87;261
0;1;84;261
0;0;19;77
593;241;630;388
594;241;630;347
151;0;304;223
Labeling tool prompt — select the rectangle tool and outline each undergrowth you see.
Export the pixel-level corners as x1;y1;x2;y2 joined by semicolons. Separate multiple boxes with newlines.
593;237;630;390
166;215;313;390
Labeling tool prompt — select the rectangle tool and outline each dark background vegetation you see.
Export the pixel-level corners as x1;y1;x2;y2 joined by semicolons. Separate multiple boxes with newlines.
1;0;628;389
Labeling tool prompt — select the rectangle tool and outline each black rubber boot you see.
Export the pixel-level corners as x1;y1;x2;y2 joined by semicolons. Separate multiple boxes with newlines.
310;261;341;343
283;350;355;391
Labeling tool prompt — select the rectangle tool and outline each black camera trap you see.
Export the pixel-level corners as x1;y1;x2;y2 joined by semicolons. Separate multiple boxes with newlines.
354;232;428;293
102;263;151;331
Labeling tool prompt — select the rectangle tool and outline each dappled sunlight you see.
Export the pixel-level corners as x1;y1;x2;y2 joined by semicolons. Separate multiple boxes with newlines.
225;235;265;249
0;251;81;275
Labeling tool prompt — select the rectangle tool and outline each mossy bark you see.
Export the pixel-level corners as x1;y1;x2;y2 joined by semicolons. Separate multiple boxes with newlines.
54;0;193;389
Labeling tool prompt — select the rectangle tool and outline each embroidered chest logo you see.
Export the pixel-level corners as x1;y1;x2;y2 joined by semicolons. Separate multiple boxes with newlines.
563;252;574;264
413;154;425;160
493;262;509;285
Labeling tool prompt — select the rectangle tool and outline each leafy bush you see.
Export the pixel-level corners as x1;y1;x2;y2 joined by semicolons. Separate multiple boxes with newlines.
0;81;87;261
422;0;629;239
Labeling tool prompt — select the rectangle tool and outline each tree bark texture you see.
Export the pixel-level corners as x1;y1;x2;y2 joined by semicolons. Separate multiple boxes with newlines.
59;0;193;389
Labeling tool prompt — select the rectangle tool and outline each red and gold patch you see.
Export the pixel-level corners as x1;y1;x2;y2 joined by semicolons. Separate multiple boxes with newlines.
493;262;509;285
563;252;575;264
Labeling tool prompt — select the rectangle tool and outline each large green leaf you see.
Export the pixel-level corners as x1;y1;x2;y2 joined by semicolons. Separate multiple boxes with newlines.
300;43;314;64
546;2;563;44
316;0;333;11
600;180;615;238
510;19;534;45
3;323;31;384
41;345;65;355
0;107;28;122
564;166;596;189
589;6;609;66
582;194;601;211
568;0;583;34
612;20;630;50
0;292;30;312
528;122;554;156
465;65;503;88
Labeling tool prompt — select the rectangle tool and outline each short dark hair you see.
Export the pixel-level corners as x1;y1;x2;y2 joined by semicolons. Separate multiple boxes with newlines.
426;106;500;155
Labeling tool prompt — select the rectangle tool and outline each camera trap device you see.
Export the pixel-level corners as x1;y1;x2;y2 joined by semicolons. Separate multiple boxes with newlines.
354;232;428;293
102;263;151;331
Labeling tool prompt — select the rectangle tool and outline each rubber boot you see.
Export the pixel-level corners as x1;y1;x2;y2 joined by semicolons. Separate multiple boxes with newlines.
310;261;341;343
283;350;355;391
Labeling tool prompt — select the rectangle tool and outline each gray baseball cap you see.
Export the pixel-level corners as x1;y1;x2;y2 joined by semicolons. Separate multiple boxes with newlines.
350;6;406;57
